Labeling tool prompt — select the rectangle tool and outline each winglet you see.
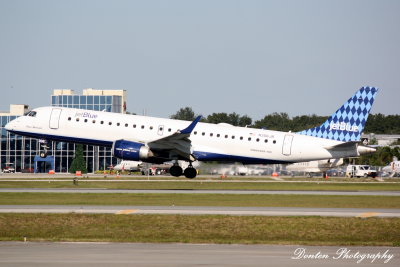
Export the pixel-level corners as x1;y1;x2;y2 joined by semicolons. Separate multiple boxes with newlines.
180;116;202;134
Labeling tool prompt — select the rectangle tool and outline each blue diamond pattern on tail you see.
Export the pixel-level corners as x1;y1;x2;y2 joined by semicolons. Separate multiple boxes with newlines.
297;87;378;142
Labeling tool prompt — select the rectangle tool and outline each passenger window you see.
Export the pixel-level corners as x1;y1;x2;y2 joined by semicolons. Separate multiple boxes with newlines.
202;132;205;136
84;119;88;123
68;117;71;121
92;120;96;123
100;121;104;124
232;136;235;139
240;137;243;140
264;139;268;143
109;122;112;125
168;128;172;132
248;137;251;141
217;134;220;137
210;133;213;137
76;118;79;122
125;123;128;127
133;124;136;128
273;140;276;144
225;135;228;138
150;126;153;130
194;131;197;135
141;125;145;129
117;123;120;126
256;138;259;142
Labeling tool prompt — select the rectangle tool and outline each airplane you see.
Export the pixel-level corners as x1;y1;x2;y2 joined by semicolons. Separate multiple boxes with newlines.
382;158;400;177
113;160;142;172
5;86;378;179
285;158;343;177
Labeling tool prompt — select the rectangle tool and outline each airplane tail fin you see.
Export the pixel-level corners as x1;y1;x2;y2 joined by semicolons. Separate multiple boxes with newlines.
297;87;378;142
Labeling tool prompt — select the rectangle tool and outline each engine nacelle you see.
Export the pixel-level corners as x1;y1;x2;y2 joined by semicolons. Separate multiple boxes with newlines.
112;140;151;161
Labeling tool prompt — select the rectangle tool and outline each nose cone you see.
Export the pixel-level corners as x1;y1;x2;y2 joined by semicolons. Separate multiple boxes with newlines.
357;145;376;155
5;118;19;132
4;120;13;131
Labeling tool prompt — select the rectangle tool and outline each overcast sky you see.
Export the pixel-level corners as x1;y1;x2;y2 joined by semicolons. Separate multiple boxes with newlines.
1;0;399;120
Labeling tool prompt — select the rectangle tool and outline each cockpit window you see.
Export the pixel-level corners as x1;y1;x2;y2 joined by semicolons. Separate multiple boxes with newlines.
24;111;37;117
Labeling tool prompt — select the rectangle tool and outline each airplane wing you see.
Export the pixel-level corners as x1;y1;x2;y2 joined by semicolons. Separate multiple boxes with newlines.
147;116;202;161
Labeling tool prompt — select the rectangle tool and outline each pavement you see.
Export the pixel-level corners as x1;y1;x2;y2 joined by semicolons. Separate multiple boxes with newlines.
2;188;400;195
1;205;400;217
0;242;398;266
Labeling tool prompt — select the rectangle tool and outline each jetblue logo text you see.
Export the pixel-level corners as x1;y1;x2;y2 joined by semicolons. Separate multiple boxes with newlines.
74;112;98;119
329;122;358;132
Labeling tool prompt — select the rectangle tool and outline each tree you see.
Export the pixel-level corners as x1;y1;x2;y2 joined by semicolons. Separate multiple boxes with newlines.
69;144;88;174
254;112;292;131
170;107;197;121
206;112;252;127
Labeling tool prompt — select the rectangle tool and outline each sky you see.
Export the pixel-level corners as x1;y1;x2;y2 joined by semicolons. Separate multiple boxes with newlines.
0;0;399;120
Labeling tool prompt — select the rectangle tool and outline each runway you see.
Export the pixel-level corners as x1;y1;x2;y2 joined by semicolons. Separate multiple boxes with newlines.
1;188;400;196
1;205;400;217
0;242;398;266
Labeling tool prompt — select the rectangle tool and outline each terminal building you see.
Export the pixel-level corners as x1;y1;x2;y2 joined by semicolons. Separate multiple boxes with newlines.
0;89;126;173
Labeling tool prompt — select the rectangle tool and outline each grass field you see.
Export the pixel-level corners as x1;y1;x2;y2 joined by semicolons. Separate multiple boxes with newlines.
1;180;400;191
1;178;399;246
0;213;399;246
1;192;399;208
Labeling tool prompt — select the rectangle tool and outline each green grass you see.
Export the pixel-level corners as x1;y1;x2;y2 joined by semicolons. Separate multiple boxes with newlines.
1;180;400;191
1;193;399;208
0;213;399;246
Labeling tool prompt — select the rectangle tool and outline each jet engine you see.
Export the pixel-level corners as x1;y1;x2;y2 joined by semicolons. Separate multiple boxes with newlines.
112;140;152;161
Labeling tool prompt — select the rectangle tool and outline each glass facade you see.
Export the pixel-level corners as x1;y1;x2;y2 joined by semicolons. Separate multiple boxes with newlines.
51;95;122;113
1;116;37;172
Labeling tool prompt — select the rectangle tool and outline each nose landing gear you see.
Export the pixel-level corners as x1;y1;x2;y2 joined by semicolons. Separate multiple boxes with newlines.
39;139;49;158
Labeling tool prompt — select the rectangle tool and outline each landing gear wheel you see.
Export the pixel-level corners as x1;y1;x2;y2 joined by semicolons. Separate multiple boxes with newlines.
169;165;183;177
184;167;197;179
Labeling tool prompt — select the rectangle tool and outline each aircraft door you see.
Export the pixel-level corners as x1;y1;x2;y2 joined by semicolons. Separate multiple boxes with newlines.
282;135;294;156
49;108;62;129
157;125;164;136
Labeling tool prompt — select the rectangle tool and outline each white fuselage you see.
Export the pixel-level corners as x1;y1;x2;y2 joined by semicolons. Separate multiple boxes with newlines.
5;107;366;164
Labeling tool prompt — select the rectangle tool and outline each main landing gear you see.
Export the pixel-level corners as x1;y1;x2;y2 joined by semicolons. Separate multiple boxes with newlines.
169;162;198;179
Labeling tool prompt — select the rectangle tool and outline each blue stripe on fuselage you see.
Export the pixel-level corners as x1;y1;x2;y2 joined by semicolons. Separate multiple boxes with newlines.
192;151;292;165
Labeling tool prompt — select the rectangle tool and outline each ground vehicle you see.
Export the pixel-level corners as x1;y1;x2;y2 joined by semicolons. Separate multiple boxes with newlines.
345;165;377;178
2;163;15;173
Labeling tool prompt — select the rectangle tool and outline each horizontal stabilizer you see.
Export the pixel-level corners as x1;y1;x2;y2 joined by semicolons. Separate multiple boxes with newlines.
324;141;358;150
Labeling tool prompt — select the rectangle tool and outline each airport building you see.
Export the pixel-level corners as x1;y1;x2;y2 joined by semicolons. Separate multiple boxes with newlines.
0;105;32;173
0;89;126;173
